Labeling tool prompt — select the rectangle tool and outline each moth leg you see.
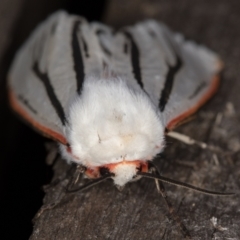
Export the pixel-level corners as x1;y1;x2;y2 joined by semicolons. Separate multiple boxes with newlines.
167;131;222;153
42;162;78;192
151;167;191;239
45;142;59;165
34;164;85;222
65;164;86;191
155;180;191;238
43;142;67;191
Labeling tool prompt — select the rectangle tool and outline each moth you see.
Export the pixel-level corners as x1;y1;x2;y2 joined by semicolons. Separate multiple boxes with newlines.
8;11;232;195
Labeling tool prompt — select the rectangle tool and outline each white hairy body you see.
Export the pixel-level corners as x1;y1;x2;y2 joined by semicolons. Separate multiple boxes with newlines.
8;11;221;187
60;76;164;186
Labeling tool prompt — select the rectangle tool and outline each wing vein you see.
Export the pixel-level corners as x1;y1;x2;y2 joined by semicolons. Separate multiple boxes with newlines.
32;61;67;125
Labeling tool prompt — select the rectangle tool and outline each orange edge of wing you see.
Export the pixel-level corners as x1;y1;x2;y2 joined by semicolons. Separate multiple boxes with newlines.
9;88;67;145
8;72;220;145
166;74;220;130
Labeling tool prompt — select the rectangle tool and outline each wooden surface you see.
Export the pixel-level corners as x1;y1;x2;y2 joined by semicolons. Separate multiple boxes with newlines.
1;0;240;239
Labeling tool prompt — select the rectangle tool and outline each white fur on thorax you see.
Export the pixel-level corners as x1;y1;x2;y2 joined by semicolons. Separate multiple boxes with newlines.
60;75;165;168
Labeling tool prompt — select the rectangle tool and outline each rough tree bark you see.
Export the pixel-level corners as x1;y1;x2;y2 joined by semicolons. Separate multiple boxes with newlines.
4;0;240;239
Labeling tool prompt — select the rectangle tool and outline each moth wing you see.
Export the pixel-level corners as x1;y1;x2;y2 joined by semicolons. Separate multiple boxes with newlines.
117;20;222;130
8;11;107;144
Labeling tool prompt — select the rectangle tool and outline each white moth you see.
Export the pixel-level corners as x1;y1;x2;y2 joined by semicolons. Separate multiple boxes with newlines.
8;11;224;190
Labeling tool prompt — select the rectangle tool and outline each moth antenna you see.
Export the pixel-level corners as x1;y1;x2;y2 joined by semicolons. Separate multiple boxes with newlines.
137;172;235;196
66;174;114;193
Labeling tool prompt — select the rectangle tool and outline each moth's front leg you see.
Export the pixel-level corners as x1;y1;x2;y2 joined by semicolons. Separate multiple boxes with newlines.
167;131;222;153
34;163;84;222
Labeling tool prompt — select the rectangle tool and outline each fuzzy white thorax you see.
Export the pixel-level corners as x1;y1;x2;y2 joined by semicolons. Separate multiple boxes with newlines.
60;75;165;176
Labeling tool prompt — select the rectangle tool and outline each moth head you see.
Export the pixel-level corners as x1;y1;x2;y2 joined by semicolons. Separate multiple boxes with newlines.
61;75;165;183
83;160;149;188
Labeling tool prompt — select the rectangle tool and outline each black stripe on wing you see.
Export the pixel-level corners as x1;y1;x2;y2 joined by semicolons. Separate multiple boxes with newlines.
123;31;144;89
147;28;183;112
72;20;85;94
81;34;89;58
32;61;67;125
159;55;183;112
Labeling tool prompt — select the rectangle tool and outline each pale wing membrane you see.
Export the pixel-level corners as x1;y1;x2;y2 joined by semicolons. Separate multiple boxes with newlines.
9;13;221;143
9;11;109;143
95;27;150;95
116;21;221;128
9;12;69;142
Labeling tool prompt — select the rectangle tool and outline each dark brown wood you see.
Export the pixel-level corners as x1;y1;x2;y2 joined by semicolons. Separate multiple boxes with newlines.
3;0;240;239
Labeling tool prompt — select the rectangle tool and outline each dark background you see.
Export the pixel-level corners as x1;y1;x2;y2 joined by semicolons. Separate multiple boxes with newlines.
0;1;106;239
1;1;240;240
